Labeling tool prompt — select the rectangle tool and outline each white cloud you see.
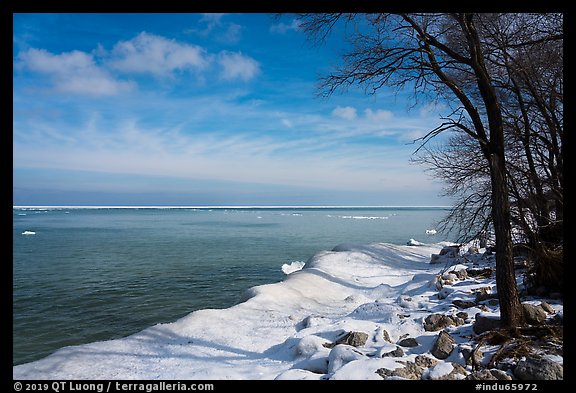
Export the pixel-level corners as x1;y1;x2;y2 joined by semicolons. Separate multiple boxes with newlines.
331;106;357;120
17;48;134;95
187;14;242;44
108;32;211;77
17;32;261;95
364;108;394;122
218;51;260;81
199;13;226;30
270;19;302;34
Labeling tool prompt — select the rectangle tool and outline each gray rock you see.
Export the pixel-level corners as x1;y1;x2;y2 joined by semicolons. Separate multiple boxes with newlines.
456;311;469;320
435;363;468;380
465;369;514;380
539;302;555;314
466;370;497;380
424;314;456;331
414;355;438;368
397;337;419;347
452;299;477;309
468;246;480;254
326;331;369;348
461;346;483;366
490;369;513;380
431;330;455;359
381;346;404;358
430;254;442;264
450;269;468;280
473;313;501;334
381;329;392;343
514;358;563;380
440;245;460;257
376;361;423;380
522;303;547;325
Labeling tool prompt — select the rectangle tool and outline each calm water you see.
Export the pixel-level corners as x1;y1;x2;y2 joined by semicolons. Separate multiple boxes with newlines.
13;206;452;366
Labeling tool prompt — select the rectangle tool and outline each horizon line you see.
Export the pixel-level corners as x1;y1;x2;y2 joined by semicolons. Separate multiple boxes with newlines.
13;205;453;209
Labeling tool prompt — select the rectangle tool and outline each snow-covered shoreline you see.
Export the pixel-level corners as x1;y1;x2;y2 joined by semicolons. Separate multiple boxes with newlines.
13;240;563;380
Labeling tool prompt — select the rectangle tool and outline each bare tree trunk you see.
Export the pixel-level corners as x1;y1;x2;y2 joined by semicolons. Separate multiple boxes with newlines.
458;13;525;328
489;152;525;327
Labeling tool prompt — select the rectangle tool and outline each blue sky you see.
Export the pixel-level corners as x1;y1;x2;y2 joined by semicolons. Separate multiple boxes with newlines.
13;13;452;206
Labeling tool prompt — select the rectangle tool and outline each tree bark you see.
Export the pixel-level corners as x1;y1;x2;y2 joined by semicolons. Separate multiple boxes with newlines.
489;151;525;327
457;13;525;328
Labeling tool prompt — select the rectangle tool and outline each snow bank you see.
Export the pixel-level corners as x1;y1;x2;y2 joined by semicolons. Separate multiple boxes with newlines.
13;240;563;380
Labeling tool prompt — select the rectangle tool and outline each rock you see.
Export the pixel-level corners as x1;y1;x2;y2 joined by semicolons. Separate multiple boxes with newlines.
473;312;501;334
440;363;468;380
540;302;555;314
431;330;455;359
430;254;442;264
414;355;438;368
456;311;469;320
466;370;497;380
381;346;404;358
397;337;419;347
460;346;483;366
450;269;468;280
467;268;495;279
376;361;423;380
474;286;495;302
514;358;563;380
490;369;513;380
452;299;477;309
468;246;479;254
424;314;456;331
440;245;460;257
381;329;392;343
522;303;547;325
466;369;512;380
325;331;369;348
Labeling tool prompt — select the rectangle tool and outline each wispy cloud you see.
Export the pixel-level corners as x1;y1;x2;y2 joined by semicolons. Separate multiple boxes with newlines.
270;19;302;34
13;98;442;193
217;51;260;81
15;32;261;95
331;106;357;120
17;48;134;95
108;32;211;77
187;13;243;44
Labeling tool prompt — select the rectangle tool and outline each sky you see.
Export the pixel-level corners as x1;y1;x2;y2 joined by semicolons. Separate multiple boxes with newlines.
12;13;453;206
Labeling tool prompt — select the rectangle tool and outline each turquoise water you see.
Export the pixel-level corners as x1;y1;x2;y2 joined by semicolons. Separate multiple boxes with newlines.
13;206;452;366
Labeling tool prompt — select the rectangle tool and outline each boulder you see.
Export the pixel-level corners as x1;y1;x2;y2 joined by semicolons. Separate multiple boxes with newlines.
522;303;547;325
397;337;419;347
376;361;423;380
514;358;563;380
381;346;404;358
424;314;456;331
431;330;455;359
473;312;501;334
324;331;369;348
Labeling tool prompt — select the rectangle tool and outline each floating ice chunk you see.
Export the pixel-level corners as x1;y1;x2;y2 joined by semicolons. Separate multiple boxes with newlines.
282;261;305;275
426;229;437;235
21;230;36;235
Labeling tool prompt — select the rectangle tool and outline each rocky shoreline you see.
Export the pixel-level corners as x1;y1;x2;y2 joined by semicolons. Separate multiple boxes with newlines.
278;244;564;380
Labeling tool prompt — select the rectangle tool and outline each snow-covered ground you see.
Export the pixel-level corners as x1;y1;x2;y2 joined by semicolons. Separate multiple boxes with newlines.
13;240;563;380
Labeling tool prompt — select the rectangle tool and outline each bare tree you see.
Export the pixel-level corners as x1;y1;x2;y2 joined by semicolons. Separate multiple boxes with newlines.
297;13;533;327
